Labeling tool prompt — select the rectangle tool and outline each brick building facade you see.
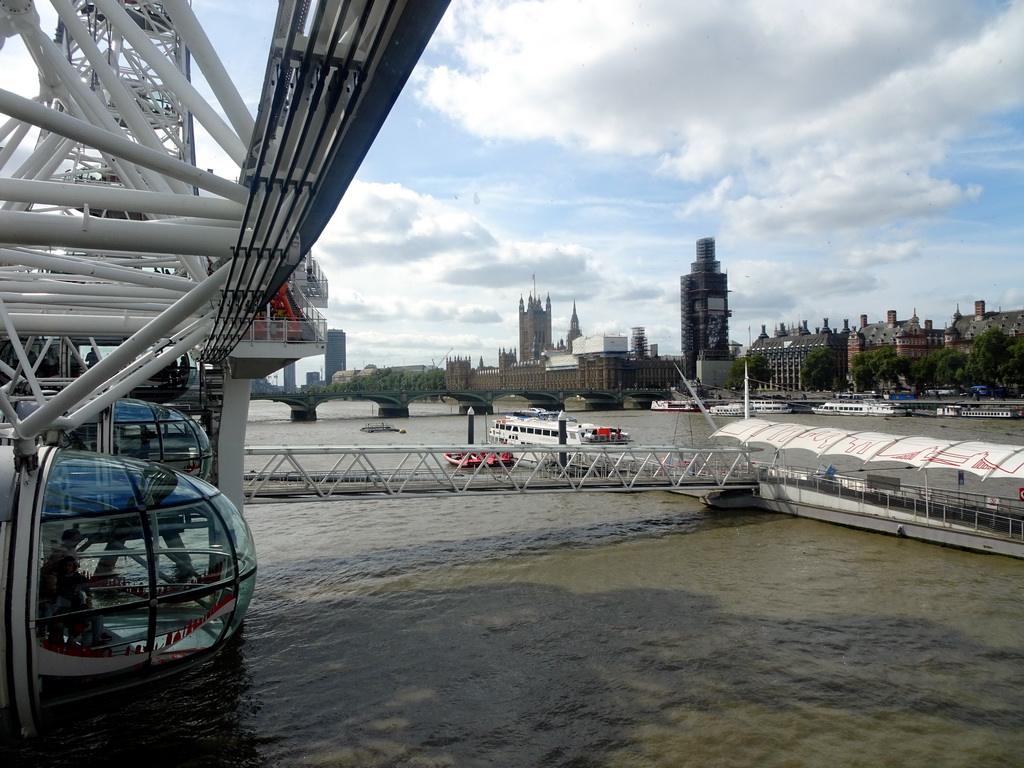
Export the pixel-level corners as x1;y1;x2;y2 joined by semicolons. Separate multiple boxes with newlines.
942;300;1024;353
748;300;1023;390
748;319;851;390
445;354;680;391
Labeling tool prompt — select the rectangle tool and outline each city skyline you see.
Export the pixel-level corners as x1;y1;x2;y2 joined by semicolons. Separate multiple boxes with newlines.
7;1;1023;380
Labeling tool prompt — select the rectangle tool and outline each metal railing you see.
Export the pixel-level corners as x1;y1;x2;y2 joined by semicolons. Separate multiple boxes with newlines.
761;465;1024;540
241;313;326;345
242;443;758;500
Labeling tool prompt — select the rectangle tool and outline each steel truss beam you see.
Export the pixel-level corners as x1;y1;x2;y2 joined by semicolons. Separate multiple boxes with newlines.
0;1;447;469
242;444;758;501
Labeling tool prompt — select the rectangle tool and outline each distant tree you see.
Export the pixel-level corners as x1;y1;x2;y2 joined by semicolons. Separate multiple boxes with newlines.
326;367;445;392
848;346;909;391
800;347;836;391
966;327;1009;385
929;347;968;388
725;355;771;389
1001;335;1024;389
909;353;936;391
724;358;745;389
418;368;446;389
871;345;910;389
849;352;875;391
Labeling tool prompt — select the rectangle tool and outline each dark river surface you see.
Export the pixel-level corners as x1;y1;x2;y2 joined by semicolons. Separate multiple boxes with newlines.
6;401;1024;767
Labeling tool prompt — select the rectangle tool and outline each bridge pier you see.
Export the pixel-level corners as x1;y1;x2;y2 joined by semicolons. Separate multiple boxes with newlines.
377;405;410;418
288;404;317;421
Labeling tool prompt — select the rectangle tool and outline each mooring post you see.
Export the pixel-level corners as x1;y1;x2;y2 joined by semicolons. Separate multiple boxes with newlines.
467;406;475;445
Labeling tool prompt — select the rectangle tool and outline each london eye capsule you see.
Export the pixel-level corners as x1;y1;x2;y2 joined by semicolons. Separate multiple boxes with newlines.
0;445;256;740
66;398;215;480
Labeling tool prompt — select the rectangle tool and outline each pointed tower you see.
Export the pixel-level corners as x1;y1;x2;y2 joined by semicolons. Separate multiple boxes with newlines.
567;301;582;353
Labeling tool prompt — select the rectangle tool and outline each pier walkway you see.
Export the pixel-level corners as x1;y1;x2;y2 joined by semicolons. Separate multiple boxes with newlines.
242;443;756;501
752;465;1024;558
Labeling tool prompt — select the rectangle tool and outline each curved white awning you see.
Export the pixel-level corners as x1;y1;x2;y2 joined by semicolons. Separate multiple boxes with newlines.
711;419;1024;479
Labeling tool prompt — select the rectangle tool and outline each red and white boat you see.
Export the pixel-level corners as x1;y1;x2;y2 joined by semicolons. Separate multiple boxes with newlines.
443;451;516;469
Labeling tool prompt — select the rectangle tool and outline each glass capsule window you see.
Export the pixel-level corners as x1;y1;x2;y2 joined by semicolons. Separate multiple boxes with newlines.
33;450;256;700
66;398;214;480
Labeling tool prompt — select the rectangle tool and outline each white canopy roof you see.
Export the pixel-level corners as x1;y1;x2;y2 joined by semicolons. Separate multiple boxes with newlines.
712;418;1024;480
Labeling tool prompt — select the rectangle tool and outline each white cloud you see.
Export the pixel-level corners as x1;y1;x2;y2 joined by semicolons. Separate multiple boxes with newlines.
842;241;923;268
5;2;1021;375
319;181;498;265
422;0;1024;239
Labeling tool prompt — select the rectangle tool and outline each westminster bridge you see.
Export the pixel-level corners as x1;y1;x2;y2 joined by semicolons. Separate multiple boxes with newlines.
250;387;675;420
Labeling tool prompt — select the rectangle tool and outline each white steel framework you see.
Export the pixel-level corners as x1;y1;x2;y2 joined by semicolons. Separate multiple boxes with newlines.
242;443;758;501
0;1;449;503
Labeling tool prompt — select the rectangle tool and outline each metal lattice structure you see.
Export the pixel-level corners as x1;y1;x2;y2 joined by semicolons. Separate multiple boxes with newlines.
0;1;449;492
242;443;758;500
0;2;452;739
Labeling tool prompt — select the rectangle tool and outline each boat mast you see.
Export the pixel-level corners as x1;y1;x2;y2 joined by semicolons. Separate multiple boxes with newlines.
673;363;718;433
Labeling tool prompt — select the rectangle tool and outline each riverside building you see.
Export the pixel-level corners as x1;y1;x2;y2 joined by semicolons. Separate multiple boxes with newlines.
446;297;679;392
748;319;852;390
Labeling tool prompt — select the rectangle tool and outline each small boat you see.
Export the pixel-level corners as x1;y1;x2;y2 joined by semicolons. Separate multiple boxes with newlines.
935;404;1024;419
708;400;793;416
650;399;701;412
360;422;405;433
443;451;515;468
811;400;909;417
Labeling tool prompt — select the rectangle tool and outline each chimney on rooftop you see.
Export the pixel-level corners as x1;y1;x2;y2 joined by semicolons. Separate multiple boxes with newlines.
975;300;985;319
860;314;868;329
887;310;897;325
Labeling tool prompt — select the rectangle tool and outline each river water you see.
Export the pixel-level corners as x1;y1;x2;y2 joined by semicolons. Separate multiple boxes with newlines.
6;401;1024;767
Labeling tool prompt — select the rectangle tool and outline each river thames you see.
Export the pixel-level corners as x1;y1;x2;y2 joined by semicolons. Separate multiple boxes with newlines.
5;400;1024;767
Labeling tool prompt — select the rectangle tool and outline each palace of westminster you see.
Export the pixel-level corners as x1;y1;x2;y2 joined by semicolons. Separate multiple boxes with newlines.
439;236;1024;393
444;237;738;392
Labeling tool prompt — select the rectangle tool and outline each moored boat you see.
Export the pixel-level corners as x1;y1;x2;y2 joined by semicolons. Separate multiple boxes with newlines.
708;399;793;416
935;404;1024;419
650;399;701;412
487;411;631;446
811;400;909;416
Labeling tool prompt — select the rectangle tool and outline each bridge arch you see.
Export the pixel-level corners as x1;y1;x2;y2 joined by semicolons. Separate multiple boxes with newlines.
250;387;673;420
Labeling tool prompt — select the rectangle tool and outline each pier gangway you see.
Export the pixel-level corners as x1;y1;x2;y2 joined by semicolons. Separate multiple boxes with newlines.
242;443;757;500
759;465;1024;541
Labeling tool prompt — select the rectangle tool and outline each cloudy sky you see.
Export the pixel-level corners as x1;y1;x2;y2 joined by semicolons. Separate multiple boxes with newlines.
306;0;1024;377
13;1;1024;381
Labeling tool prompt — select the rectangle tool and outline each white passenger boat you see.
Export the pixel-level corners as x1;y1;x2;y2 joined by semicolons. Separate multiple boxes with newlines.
935;404;1024;419
488;409;631;446
812;400;909;417
708;400;793;416
650;399;701;412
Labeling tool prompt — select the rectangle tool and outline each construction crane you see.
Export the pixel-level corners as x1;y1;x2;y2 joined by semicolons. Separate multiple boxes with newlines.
431;347;454;369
